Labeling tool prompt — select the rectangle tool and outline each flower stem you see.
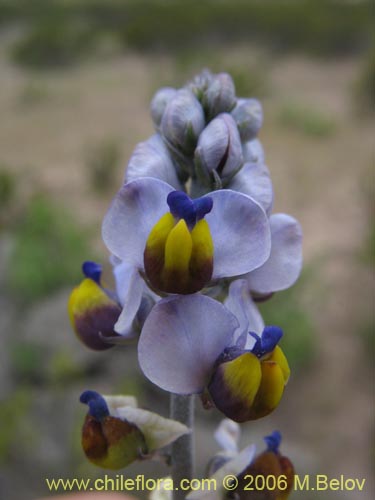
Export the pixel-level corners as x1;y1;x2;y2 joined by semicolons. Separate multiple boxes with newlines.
170;394;195;499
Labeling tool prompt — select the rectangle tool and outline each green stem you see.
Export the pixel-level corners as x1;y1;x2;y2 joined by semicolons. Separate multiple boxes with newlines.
170;394;195;500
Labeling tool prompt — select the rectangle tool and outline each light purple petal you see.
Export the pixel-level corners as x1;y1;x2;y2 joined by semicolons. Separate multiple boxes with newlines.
187;444;256;500
247;213;303;294
114;268;144;336
225;280;265;348
125;134;182;190
205;190;271;279
112;260;138;306
150;87;177;127
231;98;263;142
214;419;240;453
242;138;265;165
138;295;238;394
102;177;174;267
228;161;274;216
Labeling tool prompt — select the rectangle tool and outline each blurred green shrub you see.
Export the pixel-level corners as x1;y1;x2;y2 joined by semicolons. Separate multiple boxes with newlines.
0;389;32;463
11;18;97;68
7;196;92;302
0;168;16;209
360;320;375;364
226;64;269;98
10;341;46;384
2;0;372;68
48;349;85;385
119;0;372;57
278;102;337;138
86;138;121;194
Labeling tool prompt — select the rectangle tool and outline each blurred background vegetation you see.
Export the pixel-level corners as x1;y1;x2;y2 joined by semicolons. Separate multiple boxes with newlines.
0;1;373;499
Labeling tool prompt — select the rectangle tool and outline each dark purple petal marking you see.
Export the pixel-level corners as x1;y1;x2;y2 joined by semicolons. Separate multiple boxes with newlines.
74;303;121;351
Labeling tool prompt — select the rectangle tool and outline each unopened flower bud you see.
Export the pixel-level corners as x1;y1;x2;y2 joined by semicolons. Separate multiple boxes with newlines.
195;113;243;183
242;138;265;165
125;134;181;190
150;87;177;128
187;69;213;99
161;89;205;155
202;72;236;119
231;98;263;141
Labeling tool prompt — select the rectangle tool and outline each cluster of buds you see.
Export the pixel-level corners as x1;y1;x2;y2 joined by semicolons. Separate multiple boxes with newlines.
68;70;302;486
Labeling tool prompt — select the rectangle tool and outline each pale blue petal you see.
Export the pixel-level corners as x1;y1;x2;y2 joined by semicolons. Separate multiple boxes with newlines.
242;138;265;165
112;260;138;306
125;134;182;190
206;190;271;279
114;268;144;336
228;161;274;216
224;280;265;348
102;177;174;267
214;419;240;453
138;295;238;394
187;444;256;500
247;213;303;294
150;87;177;127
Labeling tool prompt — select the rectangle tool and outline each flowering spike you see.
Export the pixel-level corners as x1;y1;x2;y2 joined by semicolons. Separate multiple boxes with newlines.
82;261;102;284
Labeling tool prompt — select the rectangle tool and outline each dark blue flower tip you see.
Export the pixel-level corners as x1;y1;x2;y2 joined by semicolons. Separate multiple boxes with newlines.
82;261;102;284
250;326;283;358
249;332;262;355
167;191;213;228
193;196;213;220
264;430;282;453
80;390;109;421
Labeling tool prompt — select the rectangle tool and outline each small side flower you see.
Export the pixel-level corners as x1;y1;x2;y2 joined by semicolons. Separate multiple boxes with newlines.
80;390;189;470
